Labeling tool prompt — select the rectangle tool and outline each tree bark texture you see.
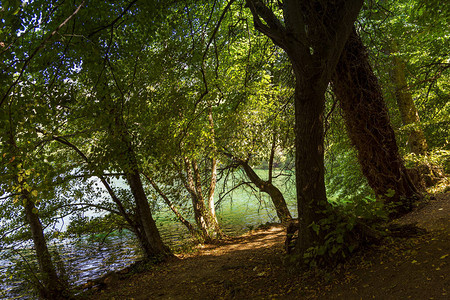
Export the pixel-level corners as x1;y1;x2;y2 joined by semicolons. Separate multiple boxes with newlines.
292;86;329;255
333;29;421;214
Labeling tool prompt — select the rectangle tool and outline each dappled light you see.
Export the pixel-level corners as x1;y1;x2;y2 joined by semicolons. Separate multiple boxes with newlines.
1;0;448;299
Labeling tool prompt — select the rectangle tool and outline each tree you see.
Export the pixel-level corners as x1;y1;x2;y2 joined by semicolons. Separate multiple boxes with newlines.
332;28;421;215
1;0;174;261
0;2;85;297
217;37;295;224
361;0;449;154
218;56;295;224
225;152;293;223
2;135;69;299
391;41;428;155
246;0;363;259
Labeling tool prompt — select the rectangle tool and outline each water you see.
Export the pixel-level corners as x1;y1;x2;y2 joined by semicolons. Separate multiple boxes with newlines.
0;169;296;299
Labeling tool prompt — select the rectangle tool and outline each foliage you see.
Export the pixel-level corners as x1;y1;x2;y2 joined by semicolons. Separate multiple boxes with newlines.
324;106;373;205
360;0;450;154
404;149;450;174
292;199;386;269
0;0;449;297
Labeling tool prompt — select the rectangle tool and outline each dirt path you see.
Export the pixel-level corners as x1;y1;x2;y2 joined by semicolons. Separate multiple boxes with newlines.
85;193;449;300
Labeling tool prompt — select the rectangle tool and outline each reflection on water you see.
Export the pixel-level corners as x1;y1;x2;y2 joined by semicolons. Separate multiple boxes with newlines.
1;173;296;299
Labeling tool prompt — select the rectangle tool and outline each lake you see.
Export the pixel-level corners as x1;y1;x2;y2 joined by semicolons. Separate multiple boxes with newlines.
0;169;297;299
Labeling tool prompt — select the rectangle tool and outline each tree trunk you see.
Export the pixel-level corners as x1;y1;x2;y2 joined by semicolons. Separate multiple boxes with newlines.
7;131;68;299
97;173;157;256
143;173;198;236
333;28;421;215
191;159;212;239
292;82;330;256
206;106;221;233
238;159;292;224
49;134;160;258
247;0;363;261
124;156;171;259
391;42;428;155
182;157;222;242
112;111;171;260
23;193;67;299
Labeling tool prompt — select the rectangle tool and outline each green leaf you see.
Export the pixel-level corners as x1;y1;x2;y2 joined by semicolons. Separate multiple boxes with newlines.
310;222;320;235
385;189;395;198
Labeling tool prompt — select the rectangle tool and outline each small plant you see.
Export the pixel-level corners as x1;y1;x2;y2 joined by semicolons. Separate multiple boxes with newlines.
288;199;385;269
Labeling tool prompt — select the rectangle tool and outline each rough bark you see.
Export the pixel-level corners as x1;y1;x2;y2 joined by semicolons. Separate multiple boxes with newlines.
391;43;428;155
292;85;329;255
333;28;421;215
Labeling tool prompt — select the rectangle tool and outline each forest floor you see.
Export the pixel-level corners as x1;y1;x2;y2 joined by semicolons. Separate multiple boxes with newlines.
84;192;449;300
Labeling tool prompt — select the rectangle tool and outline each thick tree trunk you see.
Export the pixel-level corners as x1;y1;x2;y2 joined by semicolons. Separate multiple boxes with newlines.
391;44;428;155
333;29;421;215
247;0;363;262
238;160;292;223
23;193;67;299
292;83;330;256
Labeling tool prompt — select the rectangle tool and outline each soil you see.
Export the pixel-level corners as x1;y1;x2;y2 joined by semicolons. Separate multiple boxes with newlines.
84;192;449;300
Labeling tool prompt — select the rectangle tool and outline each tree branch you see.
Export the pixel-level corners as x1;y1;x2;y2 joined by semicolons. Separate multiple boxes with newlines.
246;0;286;48
87;0;138;37
1;1;85;108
